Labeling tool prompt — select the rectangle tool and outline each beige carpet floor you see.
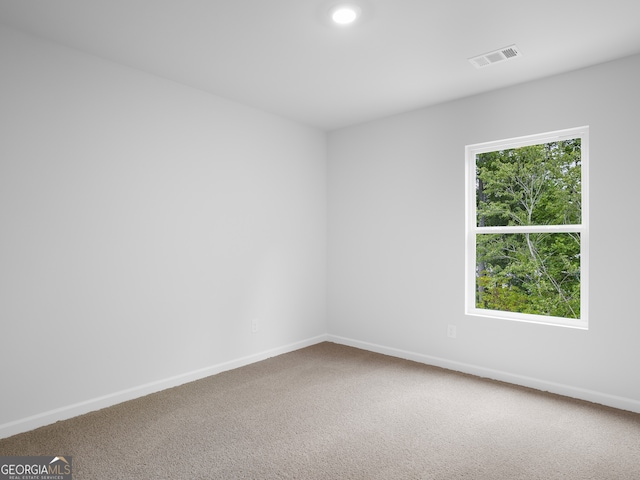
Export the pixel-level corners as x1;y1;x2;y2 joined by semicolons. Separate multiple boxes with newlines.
1;342;639;479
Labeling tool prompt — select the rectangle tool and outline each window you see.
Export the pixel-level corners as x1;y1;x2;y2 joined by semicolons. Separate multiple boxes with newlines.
465;127;589;329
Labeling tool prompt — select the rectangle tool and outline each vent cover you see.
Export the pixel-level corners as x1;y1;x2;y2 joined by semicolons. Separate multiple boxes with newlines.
469;44;522;69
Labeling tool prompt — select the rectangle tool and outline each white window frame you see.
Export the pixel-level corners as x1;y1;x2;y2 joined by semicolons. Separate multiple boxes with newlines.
465;126;589;329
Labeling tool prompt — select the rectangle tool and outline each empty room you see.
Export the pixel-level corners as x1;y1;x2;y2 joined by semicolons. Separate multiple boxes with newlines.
1;1;639;478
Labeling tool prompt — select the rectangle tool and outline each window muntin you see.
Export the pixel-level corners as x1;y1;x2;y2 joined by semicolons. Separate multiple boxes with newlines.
465;127;589;329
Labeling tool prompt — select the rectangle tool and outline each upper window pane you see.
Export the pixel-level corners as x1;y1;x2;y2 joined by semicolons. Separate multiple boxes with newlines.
476;139;582;227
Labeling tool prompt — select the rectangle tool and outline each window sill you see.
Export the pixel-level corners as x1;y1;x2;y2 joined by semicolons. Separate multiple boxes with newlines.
466;308;588;330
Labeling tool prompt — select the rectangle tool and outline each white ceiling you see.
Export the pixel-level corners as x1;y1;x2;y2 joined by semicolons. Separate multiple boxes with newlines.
1;0;640;131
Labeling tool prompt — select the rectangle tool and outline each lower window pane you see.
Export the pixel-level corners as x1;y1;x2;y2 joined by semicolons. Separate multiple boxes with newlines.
476;233;581;319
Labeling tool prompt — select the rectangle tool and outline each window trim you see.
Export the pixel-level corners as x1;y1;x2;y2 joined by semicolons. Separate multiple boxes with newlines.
465;126;589;329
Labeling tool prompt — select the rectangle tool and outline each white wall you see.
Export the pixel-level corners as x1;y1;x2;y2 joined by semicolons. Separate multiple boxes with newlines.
0;26;327;434
328;53;640;411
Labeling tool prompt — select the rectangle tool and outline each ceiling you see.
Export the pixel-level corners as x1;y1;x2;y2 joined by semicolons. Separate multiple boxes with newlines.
1;0;640;131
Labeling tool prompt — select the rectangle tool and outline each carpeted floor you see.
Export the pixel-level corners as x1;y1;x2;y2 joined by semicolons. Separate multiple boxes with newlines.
1;342;639;479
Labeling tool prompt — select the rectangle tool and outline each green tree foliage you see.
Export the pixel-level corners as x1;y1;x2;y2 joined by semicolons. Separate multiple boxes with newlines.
475;140;581;319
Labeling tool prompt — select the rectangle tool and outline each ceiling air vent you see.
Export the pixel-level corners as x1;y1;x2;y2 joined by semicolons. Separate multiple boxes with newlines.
469;44;522;69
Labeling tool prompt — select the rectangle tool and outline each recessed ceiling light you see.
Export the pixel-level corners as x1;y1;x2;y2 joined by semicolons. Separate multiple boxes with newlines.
331;5;360;25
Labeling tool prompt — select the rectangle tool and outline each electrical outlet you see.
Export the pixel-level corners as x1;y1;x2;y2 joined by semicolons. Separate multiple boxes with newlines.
251;319;259;333
447;324;457;338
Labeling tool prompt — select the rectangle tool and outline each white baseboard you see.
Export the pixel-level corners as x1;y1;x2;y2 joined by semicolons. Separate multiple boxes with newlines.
4;333;636;440
328;334;640;414
0;334;328;440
